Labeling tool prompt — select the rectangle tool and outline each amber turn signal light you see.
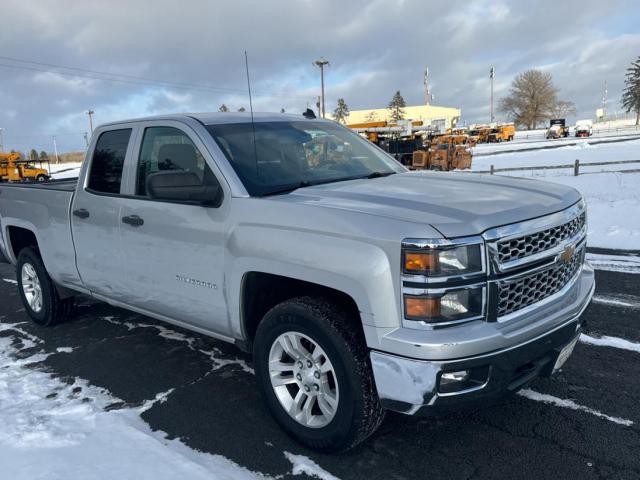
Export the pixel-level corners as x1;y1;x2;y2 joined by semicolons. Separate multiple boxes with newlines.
404;252;438;274
404;296;441;320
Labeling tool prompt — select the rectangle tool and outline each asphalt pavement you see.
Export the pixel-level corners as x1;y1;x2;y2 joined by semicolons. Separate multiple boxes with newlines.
1;262;639;480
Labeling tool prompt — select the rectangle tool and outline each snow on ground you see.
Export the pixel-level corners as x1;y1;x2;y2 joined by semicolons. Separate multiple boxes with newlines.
48;162;82;180
472;138;640;170
0;325;264;480
586;253;640;273
517;389;634;426
470;140;640;250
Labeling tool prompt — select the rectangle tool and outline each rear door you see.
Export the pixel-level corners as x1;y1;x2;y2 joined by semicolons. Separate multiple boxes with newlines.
117;121;230;334
71;127;137;297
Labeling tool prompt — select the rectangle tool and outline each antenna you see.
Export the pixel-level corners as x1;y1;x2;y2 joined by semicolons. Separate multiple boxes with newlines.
244;51;259;180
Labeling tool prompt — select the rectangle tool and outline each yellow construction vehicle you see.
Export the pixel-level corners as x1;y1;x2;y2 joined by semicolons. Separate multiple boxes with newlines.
487;123;515;142
0;153;50;182
409;134;472;171
468;126;492;144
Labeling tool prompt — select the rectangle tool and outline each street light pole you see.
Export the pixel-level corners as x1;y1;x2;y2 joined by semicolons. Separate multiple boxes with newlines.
313;58;329;118
87;110;95;132
0;128;4;153
53;136;59;164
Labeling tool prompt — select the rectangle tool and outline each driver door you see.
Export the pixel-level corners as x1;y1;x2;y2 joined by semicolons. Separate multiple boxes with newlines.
118;122;230;334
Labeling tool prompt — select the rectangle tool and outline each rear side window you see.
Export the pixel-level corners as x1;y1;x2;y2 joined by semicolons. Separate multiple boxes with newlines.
87;129;132;194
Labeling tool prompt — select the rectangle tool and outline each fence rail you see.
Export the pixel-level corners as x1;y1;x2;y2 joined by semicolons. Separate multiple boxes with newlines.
475;159;640;176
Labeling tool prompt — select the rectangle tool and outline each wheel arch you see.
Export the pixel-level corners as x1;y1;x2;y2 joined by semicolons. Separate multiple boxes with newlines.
239;271;365;351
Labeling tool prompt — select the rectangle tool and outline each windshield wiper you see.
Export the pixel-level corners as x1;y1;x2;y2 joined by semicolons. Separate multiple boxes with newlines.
260;171;397;197
365;171;397;179
260;181;313;197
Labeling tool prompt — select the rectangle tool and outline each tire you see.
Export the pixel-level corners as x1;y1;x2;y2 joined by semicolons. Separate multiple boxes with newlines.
36;174;48;182
253;297;384;452
16;247;74;326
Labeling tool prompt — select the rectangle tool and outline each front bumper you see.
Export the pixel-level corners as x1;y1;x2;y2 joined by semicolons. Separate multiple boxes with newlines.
370;264;595;415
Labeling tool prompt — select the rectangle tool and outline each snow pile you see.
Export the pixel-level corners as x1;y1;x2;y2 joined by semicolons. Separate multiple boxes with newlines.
284;452;341;480
0;325;263;480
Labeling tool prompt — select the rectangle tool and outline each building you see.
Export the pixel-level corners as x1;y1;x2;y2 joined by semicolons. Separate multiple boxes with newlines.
345;104;461;130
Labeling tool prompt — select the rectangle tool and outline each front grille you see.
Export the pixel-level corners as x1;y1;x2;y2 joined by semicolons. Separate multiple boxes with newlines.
497;213;586;264
497;246;584;317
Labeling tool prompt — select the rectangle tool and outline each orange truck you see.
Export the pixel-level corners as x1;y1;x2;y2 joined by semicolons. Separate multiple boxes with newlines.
0;153;50;182
488;124;515;142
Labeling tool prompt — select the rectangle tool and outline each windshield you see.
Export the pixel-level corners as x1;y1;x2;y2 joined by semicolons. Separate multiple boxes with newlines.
206;120;405;196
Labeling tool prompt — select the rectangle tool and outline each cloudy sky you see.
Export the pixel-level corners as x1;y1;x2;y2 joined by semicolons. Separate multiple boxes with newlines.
1;0;639;152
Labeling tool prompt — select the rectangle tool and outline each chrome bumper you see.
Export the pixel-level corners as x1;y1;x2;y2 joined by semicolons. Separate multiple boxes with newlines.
370;264;595;415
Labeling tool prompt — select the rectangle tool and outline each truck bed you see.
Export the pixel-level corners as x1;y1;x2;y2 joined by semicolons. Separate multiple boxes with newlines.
0;178;78;192
0;178;80;286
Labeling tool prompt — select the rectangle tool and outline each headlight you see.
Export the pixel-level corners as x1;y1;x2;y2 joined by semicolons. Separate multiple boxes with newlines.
404;287;484;323
402;241;484;277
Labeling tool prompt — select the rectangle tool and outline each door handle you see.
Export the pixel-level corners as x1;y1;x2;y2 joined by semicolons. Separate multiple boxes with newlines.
122;215;144;227
72;208;90;219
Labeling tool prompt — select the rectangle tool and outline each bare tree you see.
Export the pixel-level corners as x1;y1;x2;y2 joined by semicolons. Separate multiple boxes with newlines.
622;56;640;125
500;70;572;129
365;111;378;122
551;100;576;119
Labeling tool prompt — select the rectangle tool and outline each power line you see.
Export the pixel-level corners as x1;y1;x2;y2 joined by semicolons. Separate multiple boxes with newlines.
0;55;312;101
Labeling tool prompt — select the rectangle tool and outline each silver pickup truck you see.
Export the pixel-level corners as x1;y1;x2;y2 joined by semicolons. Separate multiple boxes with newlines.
0;113;594;451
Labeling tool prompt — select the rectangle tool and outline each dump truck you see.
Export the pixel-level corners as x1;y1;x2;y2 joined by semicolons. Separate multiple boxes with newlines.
0;153;50;182
488;123;515;142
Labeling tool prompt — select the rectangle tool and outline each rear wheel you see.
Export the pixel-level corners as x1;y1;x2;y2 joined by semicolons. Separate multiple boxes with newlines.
36;174;48;182
253;297;384;452
16;247;74;326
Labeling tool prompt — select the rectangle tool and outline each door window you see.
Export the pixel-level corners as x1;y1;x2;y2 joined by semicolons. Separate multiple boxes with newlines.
136;126;214;197
87;129;132;194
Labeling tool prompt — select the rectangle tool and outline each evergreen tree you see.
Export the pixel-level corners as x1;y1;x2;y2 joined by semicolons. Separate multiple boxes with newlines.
29;149;38;160
622;56;640;125
333;98;350;124
39;150;49;161
219;104;229;112
238;106;246;112
388;91;406;122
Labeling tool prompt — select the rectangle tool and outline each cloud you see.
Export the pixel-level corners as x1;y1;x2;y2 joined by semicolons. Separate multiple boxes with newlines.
0;0;638;152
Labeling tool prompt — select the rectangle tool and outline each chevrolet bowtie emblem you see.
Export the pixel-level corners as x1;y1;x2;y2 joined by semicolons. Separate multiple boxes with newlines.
559;245;575;263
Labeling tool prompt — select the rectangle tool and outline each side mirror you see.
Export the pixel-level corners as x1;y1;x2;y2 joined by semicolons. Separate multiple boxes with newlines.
146;171;222;207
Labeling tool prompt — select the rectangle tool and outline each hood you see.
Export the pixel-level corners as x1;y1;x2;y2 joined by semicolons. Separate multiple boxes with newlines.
281;171;581;238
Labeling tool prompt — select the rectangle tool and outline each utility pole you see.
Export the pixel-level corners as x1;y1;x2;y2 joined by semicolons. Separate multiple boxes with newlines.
424;67;433;105
316;96;321;118
601;80;608;121
490;66;495;123
313;57;329;118
53;136;59;164
86;109;95;132
0;128;4;153
83;132;89;148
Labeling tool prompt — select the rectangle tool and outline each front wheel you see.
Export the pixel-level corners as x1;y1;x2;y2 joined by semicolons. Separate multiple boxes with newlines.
16;247;74;326
253;297;384;452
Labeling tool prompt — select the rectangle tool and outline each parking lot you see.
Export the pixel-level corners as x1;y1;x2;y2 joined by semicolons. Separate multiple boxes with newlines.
1;259;639;480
